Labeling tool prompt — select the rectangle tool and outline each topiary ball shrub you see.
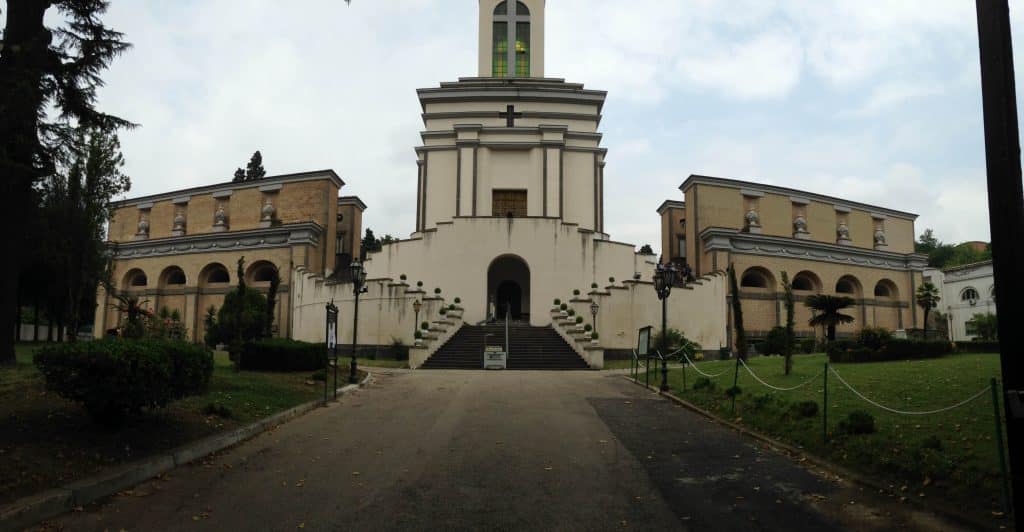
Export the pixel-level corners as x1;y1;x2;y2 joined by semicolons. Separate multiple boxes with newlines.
692;377;715;391
35;339;214;426
838;410;876;435
584;324;592;332
568;309;576;316
454;297;461;304
590;332;599;340
239;338;327;371
790;400;819;418
421;321;430;330
609;277;615;283
725;385;743;398
573;289;580;296
449;304;456;310
559;303;568;311
416;281;423;287
414;329;423;339
399;274;407;281
575;316;584;324
553;298;561;305
440;308;448;315
434;287;442;295
591;282;598;289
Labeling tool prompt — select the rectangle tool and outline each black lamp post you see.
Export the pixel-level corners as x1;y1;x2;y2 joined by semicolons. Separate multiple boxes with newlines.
349;260;367;384
653;260;678;392
590;301;599;330
412;299;422;339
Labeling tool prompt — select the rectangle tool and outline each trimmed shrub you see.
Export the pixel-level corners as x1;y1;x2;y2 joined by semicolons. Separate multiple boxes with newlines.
591;332;599;340
584;324;592;332
954;341;1000;354
454;297;461;304
440;308;448;315
790;400;819;418
553;298;561;305
573;289;581;296
609;276;615;283
838;410;875;435
827;339;953;363
399;274;407;281
568;309;576;316
448;304;456;310
414;330;423;339
421;321;430;330
434;287;442;295
693;377;715;390
575;316;584;324
239;339;326;371
559;303;568;311
591;282;598;289
764;326;788;356
857;327;892;350
799;338;816;354
35;339;214;426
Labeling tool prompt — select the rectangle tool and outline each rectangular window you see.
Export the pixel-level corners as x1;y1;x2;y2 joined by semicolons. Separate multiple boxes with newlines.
492;190;528;217
677;236;687;259
493;22;508;77
515;22;530;77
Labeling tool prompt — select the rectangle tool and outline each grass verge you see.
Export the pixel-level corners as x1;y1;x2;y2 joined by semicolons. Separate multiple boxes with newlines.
634;353;1009;525
0;343;363;507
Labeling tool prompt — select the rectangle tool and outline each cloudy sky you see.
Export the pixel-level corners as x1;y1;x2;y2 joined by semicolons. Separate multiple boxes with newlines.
31;0;1024;251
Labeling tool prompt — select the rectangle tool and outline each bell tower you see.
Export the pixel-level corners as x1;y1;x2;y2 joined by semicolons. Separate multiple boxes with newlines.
478;0;545;78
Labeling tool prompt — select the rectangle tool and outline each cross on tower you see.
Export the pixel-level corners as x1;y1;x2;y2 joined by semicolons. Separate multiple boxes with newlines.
499;105;523;127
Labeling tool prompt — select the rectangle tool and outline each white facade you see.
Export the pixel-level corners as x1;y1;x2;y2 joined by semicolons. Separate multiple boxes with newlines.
923;261;997;341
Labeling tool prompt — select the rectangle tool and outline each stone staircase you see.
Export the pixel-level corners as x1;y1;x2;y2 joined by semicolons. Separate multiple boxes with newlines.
421;324;589;370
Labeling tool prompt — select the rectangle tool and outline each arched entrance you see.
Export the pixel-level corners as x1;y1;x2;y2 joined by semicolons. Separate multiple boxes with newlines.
487;255;530;321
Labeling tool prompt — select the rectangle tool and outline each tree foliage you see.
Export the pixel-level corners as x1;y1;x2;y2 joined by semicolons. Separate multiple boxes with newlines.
204;257;269;354
780;271;796;375
805;294;856;342
638;244;655;255
965;312;998;341
727;264;748;360
915;229;992;269
232;150;266;182
1;0;133;363
915;282;941;338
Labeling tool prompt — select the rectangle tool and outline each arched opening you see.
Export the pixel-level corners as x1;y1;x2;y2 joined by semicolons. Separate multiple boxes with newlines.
159;266;187;288
492;0;530;77
739;267;775;290
199;263;230;288
487;255;530;321
246;260;279;284
122;268;148;289
874;279;899;299
835;275;862;297
791;271;822;292
961;287;979;303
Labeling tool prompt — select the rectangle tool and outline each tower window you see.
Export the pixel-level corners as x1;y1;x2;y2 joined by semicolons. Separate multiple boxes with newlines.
493;190;527;217
492;1;530;78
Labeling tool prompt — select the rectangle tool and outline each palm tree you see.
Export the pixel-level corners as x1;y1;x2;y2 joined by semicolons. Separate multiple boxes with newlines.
915;282;941;339
805;294;856;342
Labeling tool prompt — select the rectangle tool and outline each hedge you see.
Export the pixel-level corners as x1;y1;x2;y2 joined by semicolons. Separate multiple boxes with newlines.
35;339;214;426
827;339;953;363
954;341;1000;354
239;339;327;371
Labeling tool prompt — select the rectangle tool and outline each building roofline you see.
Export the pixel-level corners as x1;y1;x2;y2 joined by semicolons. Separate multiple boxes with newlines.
941;259;993;273
679;174;918;220
656;199;685;215
113;170;344;208
337;195;368;211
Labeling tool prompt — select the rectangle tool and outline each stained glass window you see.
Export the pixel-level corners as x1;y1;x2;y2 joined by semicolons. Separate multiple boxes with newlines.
515;22;530;77
493;21;508;77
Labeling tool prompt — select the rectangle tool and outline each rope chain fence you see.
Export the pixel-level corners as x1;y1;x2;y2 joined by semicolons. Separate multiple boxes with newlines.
679;352;731;378
738;358;823;392
827;365;992;416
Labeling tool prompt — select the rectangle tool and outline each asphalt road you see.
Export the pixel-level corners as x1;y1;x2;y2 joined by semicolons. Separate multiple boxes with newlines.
40;370;964;532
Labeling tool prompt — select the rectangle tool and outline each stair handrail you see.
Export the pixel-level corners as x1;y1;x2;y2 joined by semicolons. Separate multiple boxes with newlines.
504;302;510;356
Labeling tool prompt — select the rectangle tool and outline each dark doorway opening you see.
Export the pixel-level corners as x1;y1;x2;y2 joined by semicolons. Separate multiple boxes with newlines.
487;255;531;322
496;281;522;319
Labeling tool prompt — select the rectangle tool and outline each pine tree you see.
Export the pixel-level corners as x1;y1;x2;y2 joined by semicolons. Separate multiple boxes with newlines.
781;271;795;375
233;168;246;182
1;0;133;363
245;151;266;180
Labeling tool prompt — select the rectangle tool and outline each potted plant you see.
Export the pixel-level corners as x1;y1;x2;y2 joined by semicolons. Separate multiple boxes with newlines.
552;298;561;310
591;282;598;290
572;289;580;297
590;331;600;345
414;329;423;346
400;273;407;282
633;272;642;280
449;304;456;311
440;307;448;316
421;321;430;331
417;281;424;288
584;324;592;333
434;287;442;295
454;297;461;305
559;303;568;317
608;276;615;284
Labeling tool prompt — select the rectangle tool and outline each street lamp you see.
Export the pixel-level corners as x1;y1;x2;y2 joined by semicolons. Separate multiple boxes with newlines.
349;260;367;384
412;299;422;338
653;259;679;392
590;301;599;329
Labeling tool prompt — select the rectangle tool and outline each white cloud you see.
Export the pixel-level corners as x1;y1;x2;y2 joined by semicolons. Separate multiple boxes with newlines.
675;32;804;100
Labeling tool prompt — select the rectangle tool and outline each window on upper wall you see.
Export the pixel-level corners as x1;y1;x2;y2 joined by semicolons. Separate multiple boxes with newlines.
493;190;528;217
492;1;530;78
961;287;979;303
677;236;686;259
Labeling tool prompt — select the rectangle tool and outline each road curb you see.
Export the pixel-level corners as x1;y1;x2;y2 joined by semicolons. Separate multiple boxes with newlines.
623;375;1002;532
0;370;371;532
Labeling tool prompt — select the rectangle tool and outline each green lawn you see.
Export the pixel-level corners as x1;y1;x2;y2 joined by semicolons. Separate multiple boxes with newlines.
0;343;359;506
634;353;1009;523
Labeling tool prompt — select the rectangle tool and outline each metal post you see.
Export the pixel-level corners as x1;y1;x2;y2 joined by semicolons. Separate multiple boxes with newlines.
976;0;1024;511
505;302;510;356
660;297;669;392
324;310;329;404
349;290;360;384
823;361;829;443
681;363;687;392
991;378;1012;515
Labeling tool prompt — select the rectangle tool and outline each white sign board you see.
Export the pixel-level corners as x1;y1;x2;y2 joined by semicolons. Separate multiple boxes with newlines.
484;345;507;370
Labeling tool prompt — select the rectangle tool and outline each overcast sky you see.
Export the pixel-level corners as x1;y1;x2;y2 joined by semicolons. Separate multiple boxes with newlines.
23;0;1024;251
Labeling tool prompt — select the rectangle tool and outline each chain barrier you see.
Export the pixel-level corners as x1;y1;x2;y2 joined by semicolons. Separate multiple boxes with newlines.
738;358;823;392
679;352;731;378
828;365;991;416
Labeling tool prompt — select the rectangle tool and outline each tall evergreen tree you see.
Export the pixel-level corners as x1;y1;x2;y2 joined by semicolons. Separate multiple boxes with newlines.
727;264;748;361
780;271;795;375
232;168;246;183
245;151;265;180
1;0;132;363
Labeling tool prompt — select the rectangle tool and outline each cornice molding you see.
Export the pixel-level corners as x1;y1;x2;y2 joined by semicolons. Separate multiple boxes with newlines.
700;227;928;271
680;174;918;220
115;170;344;208
111;222;323;259
656;200;685;215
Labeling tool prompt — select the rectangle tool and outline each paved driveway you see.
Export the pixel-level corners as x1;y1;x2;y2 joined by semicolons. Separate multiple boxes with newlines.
43;370;958;531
